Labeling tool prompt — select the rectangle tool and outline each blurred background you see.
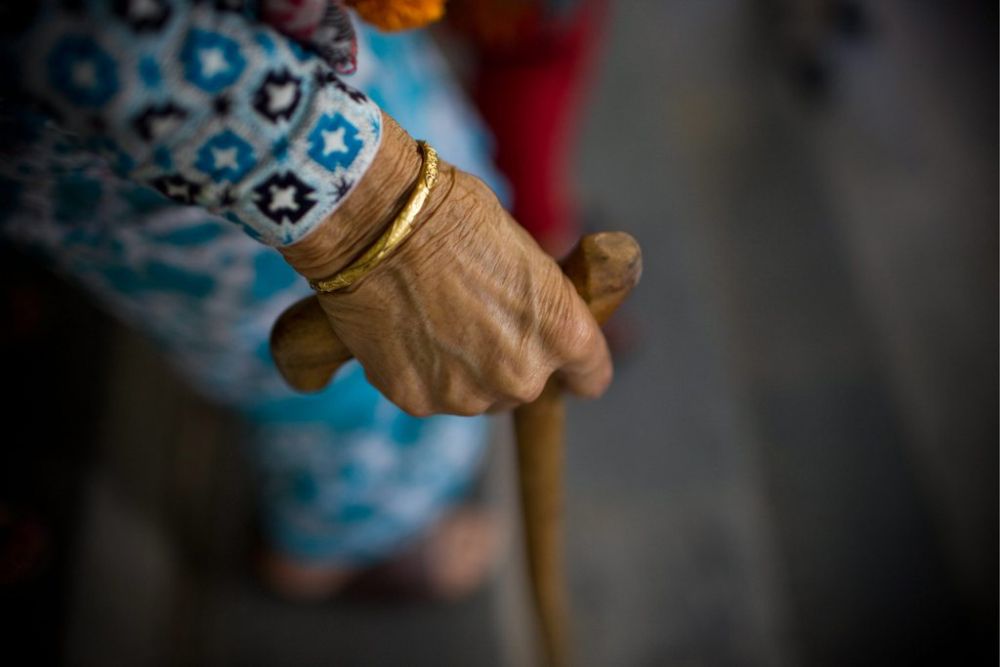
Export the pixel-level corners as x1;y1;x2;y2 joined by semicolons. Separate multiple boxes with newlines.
2;0;996;665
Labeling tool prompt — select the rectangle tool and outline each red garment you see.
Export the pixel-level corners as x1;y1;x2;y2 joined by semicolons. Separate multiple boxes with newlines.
464;1;607;254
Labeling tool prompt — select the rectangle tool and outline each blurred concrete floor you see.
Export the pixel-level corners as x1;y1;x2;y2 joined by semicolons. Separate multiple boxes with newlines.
4;1;995;666
566;1;996;665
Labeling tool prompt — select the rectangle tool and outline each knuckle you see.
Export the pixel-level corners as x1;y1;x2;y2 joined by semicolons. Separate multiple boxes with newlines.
391;387;435;418
561;316;599;360
543;287;596;359
401;400;435;418
527;375;550;401
493;360;546;404
438;379;492;416
441;396;491;417
490;360;540;403
509;373;548;404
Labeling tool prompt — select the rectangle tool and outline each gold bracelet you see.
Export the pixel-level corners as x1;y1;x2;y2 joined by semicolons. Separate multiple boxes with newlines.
309;140;439;294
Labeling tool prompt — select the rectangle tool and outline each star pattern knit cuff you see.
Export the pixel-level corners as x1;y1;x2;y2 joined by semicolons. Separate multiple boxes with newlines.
12;0;382;246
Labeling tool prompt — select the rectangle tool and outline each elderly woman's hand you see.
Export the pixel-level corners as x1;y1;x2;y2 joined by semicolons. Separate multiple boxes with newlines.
280;114;611;416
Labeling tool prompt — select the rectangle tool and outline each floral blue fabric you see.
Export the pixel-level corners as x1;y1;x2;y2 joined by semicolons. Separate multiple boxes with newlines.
10;0;381;246
1;5;506;564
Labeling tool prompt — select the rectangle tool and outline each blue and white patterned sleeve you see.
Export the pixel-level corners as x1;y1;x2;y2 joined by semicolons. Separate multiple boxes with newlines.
13;0;382;246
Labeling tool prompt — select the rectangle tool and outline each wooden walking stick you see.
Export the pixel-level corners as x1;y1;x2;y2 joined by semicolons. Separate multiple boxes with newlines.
270;232;642;667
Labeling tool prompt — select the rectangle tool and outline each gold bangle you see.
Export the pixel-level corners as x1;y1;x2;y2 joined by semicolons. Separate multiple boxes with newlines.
309;140;439;294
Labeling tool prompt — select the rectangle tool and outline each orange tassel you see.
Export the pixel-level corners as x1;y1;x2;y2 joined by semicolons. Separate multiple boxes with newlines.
345;0;446;32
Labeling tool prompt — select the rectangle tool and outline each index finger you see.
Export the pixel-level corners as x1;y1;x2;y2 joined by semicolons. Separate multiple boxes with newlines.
553;294;613;399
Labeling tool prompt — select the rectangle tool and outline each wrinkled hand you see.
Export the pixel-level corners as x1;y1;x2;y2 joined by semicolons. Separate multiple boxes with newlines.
279;114;611;416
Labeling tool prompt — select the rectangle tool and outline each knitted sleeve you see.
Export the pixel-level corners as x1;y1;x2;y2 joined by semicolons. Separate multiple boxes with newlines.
12;0;382;246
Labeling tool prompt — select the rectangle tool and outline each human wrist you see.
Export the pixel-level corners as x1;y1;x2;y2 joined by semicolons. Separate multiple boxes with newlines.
279;112;424;280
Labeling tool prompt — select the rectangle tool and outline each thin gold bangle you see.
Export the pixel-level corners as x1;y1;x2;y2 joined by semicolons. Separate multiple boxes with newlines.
309;140;439;294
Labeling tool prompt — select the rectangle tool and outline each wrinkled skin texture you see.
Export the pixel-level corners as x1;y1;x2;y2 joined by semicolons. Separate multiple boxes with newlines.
280;113;611;416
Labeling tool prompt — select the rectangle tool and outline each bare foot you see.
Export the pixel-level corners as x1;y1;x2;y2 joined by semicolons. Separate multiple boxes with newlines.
258;508;500;603
257;549;357;602
382;508;501;601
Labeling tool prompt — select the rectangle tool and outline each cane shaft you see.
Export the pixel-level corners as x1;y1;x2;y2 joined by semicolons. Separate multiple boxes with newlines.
514;232;642;667
514;381;568;667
